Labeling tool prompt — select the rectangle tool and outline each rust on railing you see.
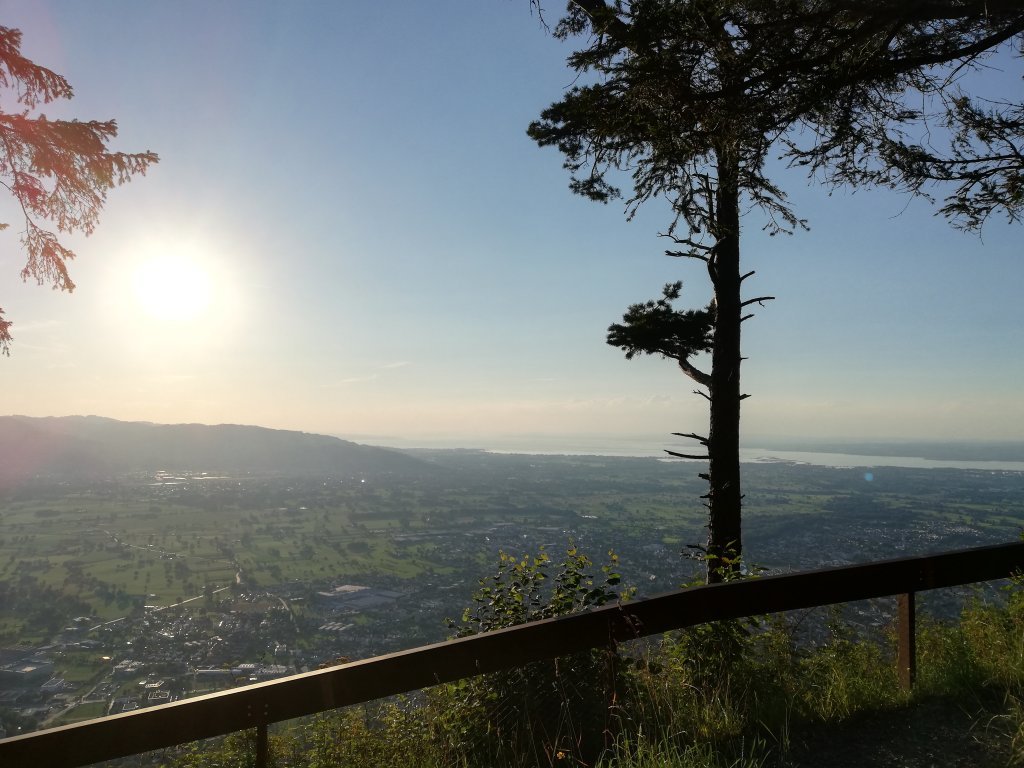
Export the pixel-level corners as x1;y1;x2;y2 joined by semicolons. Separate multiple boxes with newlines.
3;541;1024;768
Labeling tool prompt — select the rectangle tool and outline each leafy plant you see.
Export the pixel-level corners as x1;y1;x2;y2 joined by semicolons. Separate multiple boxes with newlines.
437;543;630;767
450;544;626;635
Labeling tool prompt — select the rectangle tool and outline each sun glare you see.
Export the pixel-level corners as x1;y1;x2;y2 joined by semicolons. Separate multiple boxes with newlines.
103;235;245;356
132;254;213;323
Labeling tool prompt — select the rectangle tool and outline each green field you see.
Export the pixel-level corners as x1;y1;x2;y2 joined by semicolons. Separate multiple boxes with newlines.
3;457;1024;647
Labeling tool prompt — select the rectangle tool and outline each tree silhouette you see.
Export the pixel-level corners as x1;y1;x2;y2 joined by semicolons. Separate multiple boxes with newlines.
529;1;1023;580
0;26;158;354
606;281;715;396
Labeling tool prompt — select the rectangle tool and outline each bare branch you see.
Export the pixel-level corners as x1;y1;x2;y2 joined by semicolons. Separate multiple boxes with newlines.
672;432;709;445
664;449;710;460
527;0;550;31
661;231;715;254
665;248;710;263
740;296;775;308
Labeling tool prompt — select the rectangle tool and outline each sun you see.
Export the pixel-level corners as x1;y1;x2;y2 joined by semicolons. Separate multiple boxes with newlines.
102;235;244;355
132;254;213;323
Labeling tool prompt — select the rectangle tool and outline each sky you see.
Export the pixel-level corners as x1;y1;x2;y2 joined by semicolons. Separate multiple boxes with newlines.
1;2;1022;449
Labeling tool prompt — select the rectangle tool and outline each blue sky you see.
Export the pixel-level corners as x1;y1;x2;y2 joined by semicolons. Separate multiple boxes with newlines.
1;2;1021;447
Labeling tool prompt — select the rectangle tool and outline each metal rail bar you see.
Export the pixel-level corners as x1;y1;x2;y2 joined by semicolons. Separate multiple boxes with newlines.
4;540;1023;768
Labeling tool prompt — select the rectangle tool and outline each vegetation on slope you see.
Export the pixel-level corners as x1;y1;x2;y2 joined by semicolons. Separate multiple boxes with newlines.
161;546;1024;768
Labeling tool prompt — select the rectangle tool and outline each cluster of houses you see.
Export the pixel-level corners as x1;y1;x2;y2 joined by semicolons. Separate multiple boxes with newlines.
0;653;67;732
0;582;411;737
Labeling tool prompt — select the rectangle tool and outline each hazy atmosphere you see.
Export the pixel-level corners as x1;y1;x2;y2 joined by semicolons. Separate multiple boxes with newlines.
2;1;1021;447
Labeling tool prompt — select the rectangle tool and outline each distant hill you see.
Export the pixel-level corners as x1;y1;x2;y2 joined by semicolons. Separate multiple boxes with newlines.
0;415;429;482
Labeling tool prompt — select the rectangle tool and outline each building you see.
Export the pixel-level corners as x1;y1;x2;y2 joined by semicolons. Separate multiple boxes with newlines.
40;678;66;695
0;660;55;687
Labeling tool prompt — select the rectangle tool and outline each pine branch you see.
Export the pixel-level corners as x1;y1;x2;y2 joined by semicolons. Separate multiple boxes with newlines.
665;248;710;263
0;26;158;355
569;0;630;40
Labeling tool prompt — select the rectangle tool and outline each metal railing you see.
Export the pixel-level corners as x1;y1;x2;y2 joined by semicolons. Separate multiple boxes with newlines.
4;540;1024;768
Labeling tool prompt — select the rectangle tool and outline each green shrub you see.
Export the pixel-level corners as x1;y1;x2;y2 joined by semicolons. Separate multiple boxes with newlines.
435;543;629;767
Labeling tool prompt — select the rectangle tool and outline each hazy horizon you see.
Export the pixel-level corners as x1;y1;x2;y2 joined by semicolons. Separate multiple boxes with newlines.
8;413;1024;454
6;413;1024;472
10;413;1024;452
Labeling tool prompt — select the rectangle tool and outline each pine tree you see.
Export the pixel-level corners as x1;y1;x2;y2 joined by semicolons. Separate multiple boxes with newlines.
0;26;158;354
529;1;1023;581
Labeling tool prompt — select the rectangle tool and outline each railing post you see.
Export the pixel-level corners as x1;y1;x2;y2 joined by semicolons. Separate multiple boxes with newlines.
897;592;916;690
255;724;268;768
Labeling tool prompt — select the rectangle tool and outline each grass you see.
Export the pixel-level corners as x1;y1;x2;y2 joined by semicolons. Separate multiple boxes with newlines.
49;700;109;727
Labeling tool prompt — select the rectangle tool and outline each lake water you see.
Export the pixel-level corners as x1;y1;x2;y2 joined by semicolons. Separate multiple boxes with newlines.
371;434;1024;473
740;448;1024;473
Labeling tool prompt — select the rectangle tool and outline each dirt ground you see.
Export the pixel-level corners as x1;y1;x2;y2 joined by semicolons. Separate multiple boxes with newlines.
786;693;1018;768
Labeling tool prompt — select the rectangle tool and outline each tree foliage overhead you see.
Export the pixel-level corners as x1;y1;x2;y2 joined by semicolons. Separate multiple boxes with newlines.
0;26;158;354
783;2;1024;230
531;0;1024;238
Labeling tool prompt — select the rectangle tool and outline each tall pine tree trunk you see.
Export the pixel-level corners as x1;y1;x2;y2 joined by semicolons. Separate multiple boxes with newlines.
705;147;743;583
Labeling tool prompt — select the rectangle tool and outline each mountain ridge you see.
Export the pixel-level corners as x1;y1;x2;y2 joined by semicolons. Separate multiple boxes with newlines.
0;415;429;481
